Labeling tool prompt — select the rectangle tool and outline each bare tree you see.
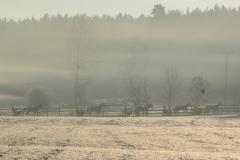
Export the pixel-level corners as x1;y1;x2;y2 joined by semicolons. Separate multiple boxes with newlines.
70;28;90;113
128;76;151;107
126;54;151;109
190;76;209;106
74;56;90;113
162;68;181;111
126;55;141;107
76;82;89;107
141;78;151;105
128;77;142;107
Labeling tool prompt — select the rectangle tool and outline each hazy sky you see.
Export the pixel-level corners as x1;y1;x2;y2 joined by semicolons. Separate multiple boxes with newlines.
0;0;240;19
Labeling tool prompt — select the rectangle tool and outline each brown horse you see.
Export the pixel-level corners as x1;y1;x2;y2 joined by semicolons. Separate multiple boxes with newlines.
162;106;172;116
24;104;42;116
173;103;191;113
76;109;85;116
205;102;222;114
135;104;153;116
87;103;105;116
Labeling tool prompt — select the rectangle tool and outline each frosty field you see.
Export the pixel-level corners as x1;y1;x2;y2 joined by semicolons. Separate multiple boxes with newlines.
0;116;240;160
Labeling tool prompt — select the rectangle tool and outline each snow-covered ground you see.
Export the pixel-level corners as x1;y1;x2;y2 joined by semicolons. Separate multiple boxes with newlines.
0;116;240;160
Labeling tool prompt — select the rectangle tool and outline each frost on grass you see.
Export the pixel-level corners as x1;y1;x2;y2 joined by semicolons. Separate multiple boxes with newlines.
0;116;240;160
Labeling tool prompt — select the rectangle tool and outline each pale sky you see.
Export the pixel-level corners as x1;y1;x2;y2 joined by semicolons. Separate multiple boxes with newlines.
0;0;240;19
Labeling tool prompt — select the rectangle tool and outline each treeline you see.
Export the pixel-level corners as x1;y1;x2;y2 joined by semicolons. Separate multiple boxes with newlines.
1;4;239;55
1;4;240;24
1;4;239;49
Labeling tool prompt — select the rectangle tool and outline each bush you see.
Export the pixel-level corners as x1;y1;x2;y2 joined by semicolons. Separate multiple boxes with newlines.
27;88;51;108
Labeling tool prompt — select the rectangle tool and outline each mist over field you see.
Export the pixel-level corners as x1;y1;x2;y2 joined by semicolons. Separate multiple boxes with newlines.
1;4;240;106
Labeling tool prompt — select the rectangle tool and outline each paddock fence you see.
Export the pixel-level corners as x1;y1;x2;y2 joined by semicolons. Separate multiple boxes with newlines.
0;105;240;117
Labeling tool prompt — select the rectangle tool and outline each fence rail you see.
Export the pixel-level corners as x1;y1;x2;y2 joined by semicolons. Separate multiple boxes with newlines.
1;105;240;117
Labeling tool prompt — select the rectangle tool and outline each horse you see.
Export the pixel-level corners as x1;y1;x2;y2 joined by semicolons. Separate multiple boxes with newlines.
11;106;22;116
76;109;85;117
122;106;133;117
191;106;204;115
135;104;153;116
162;106;172;116
24;104;42;116
173;103;191;113
87;103;105;116
205;102;222;114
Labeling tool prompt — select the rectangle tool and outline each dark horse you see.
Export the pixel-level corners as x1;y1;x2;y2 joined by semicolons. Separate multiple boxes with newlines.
11;106;22;116
205;102;222;114
24;104;42;116
87;103;105;116
173;103;191;113
76;109;85;117
135;104;153;116
123;106;133;117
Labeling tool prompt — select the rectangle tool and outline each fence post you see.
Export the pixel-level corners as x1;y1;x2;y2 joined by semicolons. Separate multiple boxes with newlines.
46;108;48;117
58;106;61;116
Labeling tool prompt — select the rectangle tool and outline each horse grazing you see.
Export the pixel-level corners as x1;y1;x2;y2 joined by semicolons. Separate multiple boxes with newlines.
87;103;105;116
11;106;22;116
205;102;222;114
122;106;133;117
162;106;172;116
76;109;85;117
173;103;191;113
24;104;42;116
135;104;153;116
191;106;204;115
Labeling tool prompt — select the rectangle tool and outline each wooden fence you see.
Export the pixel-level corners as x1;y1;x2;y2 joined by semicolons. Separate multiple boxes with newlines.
0;105;240;117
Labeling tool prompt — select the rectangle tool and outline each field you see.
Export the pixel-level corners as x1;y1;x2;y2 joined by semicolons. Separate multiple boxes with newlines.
0;116;240;160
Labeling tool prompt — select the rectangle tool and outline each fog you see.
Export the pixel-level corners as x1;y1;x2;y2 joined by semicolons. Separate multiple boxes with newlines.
0;4;240;106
